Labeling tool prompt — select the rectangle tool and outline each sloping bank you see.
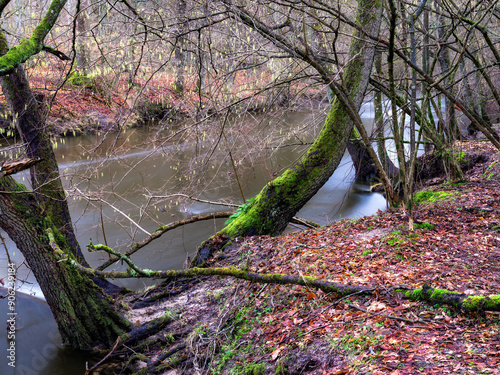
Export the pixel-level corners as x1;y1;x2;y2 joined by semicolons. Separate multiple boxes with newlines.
79;142;500;374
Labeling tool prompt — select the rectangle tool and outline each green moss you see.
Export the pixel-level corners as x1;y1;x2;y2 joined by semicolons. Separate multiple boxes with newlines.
461;295;500;311
68;71;95;88
232;362;266;375
275;359;288;375
225;196;257;225
456;152;467;163
414;222;435;230
384;230;404;246
415;190;457;204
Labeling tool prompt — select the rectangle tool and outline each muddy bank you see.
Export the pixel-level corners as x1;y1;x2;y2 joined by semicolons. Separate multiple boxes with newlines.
84;140;500;374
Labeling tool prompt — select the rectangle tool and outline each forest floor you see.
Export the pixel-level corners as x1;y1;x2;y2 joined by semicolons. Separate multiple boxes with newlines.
99;140;500;375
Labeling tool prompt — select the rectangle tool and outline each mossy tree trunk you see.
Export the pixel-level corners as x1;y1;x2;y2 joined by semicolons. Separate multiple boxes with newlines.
0;27;129;348
0;30;87;263
0;31;123;295
197;0;383;260
0;176;131;349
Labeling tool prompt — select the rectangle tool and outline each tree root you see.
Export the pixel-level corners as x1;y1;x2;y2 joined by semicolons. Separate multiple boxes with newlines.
146;343;187;372
122;313;175;346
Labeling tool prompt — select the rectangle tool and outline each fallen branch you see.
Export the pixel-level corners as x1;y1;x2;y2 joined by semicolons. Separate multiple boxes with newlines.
400;284;500;313
78;262;372;297
97;211;234;271
77;255;500;314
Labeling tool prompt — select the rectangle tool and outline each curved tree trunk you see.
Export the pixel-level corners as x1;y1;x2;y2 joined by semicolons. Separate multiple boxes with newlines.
0;31;85;262
197;0;383;261
0;31;122;294
0;176;131;349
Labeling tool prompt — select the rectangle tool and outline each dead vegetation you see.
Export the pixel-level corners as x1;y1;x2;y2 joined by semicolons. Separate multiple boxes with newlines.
83;140;500;375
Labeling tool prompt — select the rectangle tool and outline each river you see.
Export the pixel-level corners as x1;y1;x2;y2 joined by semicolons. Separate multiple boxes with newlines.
0;107;386;373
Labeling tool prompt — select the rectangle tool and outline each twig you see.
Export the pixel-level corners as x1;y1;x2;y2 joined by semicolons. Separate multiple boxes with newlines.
348;303;422;324
300;289;374;327
145;193;239;208
85;337;121;374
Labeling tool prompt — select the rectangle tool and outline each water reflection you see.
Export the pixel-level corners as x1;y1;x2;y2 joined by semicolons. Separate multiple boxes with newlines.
0;288;91;374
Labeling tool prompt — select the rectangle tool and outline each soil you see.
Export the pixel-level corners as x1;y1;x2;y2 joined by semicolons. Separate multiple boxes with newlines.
8;69;500;374
86;141;500;375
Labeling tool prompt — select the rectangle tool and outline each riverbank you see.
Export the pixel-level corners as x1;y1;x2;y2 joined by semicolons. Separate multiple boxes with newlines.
0;68;321;138
87;140;500;374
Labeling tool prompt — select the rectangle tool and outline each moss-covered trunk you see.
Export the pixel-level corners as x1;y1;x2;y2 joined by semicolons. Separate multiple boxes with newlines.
0;177;131;349
0;31;85;262
0;27;128;348
198;0;382;257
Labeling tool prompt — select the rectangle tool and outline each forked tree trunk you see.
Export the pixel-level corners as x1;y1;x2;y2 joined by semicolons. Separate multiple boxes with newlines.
197;0;383;260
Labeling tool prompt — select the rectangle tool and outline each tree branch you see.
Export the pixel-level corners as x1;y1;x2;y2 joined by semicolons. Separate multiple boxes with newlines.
0;158;41;179
0;0;68;75
42;45;71;61
96;211;234;271
75;261;500;314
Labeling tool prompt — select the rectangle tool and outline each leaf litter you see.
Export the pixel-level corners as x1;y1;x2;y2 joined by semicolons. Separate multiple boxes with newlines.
193;142;500;374
118;143;500;375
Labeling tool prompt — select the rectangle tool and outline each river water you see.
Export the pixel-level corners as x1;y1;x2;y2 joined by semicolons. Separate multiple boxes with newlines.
0;108;386;373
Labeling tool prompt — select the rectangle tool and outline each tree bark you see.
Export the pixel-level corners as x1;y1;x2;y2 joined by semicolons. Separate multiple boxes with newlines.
0;177;131;349
0;31;86;261
174;0;187;95
75;0;91;76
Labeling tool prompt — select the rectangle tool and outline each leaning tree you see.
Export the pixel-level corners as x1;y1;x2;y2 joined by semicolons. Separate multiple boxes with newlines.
0;0;385;349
